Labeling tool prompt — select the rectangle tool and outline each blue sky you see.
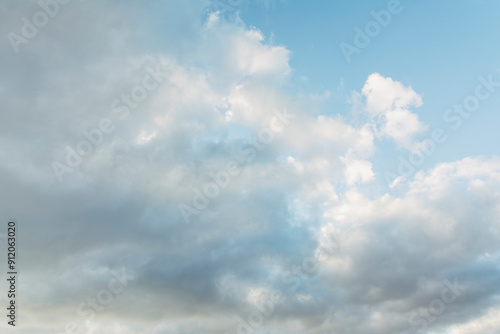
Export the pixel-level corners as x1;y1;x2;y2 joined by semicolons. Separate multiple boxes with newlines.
1;1;500;333
240;0;500;178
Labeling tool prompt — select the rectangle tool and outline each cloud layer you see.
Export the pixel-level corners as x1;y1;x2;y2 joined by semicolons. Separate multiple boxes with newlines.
0;1;499;334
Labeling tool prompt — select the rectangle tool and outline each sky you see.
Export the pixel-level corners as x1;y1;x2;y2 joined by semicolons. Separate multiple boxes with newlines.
0;0;500;333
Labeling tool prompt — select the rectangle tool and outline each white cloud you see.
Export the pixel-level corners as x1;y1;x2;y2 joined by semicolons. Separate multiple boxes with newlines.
317;157;500;333
341;150;375;185
362;73;427;151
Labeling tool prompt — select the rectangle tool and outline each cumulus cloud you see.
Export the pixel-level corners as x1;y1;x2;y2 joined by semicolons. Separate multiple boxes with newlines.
362;73;427;151
318;157;500;334
0;1;498;334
